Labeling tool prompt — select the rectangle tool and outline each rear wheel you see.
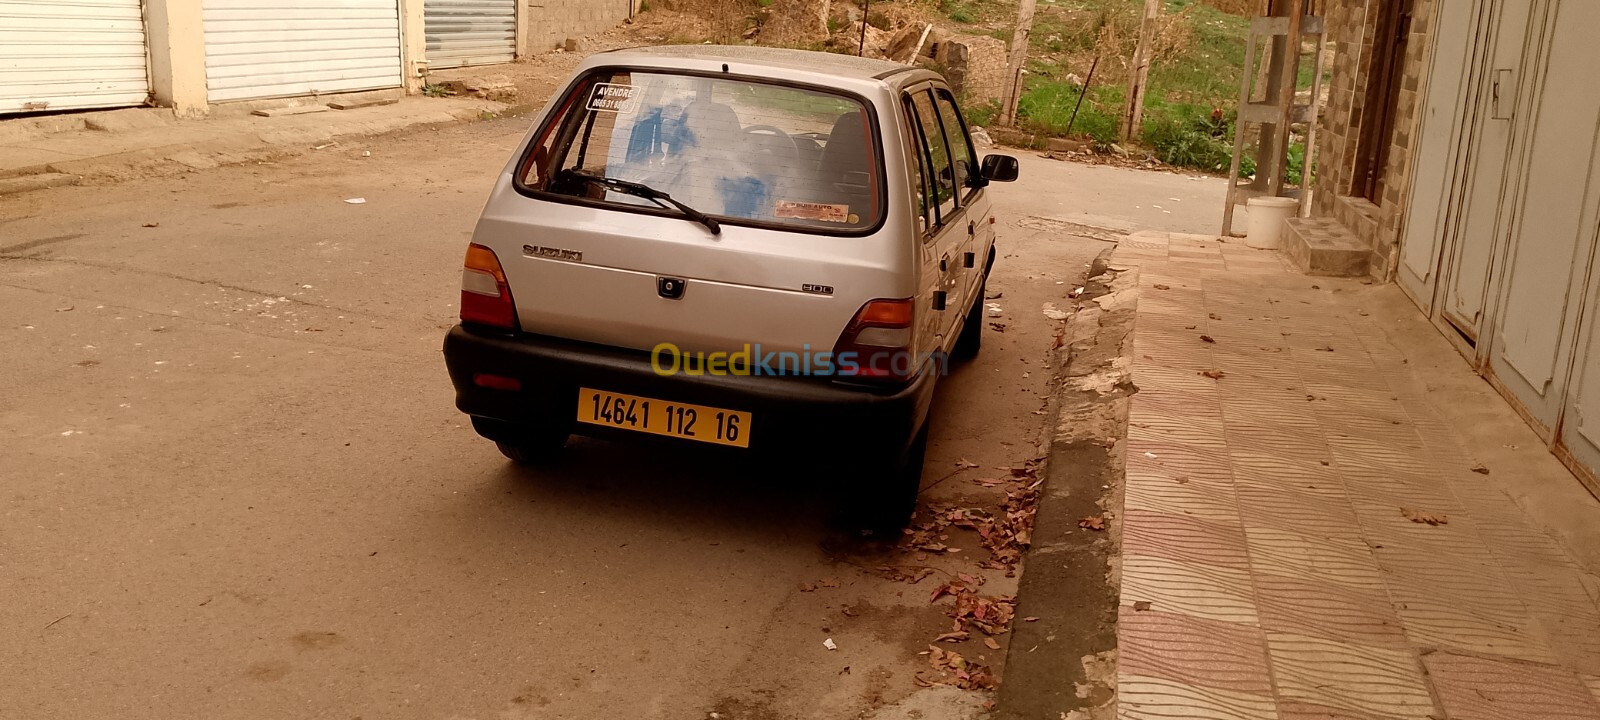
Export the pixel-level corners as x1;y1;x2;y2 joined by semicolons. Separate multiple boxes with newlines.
843;424;929;537
953;280;986;360
472;417;569;466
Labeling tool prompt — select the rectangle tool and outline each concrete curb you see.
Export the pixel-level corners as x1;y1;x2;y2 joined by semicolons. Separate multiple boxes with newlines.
0;173;82;197
0;98;504;196
994;248;1138;720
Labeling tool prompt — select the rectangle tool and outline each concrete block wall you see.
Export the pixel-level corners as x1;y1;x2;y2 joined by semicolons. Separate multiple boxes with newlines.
523;0;634;54
935;35;1009;106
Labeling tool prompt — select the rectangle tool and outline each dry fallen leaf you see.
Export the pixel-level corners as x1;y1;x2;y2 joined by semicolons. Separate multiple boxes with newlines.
799;583;817;593
1471;464;1490;475
1023;616;1039;622
1200;370;1226;379
955;459;980;470
1200;335;1216;344
1078;516;1106;531
984;637;1001;650
1316;345;1335;352
1401;508;1449;526
1209;313;1222;320
141;222;159;228
1153;284;1171;290
935;631;969;643
989;322;1007;333
1133;601;1153;611
819;577;841;589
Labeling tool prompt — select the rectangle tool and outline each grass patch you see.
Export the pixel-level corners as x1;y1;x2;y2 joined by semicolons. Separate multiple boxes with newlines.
986;0;1268;174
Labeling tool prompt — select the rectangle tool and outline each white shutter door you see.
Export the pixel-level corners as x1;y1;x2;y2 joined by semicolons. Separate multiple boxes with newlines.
424;0;515;69
0;0;150;115
203;0;403;103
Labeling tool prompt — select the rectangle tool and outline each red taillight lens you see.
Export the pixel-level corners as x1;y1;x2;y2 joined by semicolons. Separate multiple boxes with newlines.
833;298;916;382
472;373;522;391
460;243;518;329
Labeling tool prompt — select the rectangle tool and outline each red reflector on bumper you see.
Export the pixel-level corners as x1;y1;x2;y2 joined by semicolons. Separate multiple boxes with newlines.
473;373;522;391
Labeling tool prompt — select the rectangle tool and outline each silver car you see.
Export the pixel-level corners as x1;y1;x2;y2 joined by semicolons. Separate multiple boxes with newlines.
443;45;1019;531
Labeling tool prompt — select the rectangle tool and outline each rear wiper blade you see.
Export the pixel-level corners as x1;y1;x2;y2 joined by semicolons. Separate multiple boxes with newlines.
560;170;721;235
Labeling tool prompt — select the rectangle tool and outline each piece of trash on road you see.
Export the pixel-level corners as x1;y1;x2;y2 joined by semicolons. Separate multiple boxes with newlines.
985;303;1004;318
1041;303;1069;321
344;198;367;204
1401;508;1449;526
823;638;838;651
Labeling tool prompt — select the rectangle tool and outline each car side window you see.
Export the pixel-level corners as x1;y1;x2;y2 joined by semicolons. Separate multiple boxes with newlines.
934;89;978;199
902;98;935;233
910;90;958;221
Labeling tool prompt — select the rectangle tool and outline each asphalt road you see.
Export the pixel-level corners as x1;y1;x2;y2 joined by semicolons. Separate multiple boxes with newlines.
0;116;1215;719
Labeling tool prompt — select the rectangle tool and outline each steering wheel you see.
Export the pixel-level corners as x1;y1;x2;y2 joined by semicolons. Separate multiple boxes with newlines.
742;125;800;168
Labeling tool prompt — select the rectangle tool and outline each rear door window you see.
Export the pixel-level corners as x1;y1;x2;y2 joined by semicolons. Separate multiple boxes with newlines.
902;99;935;232
910;90;958;221
519;70;884;233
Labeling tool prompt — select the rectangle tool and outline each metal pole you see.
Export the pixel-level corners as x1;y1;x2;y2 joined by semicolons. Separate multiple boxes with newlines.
1064;56;1099;137
858;0;870;57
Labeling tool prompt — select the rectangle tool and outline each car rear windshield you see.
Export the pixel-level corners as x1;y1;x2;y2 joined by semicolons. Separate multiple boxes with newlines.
519;69;884;233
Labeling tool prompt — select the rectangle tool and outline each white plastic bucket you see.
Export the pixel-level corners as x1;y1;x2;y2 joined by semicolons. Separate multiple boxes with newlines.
1245;196;1300;249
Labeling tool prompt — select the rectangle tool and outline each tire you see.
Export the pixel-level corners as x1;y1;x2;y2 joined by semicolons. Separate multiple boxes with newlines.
844;424;930;537
472;417;569;466
953;279;986;360
494;435;567;465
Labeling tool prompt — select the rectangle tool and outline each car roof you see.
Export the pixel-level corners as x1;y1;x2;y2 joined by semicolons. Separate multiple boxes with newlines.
592;45;938;89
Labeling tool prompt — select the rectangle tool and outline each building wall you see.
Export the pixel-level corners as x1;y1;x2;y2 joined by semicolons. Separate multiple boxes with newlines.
523;0;633;54
1311;0;1434;279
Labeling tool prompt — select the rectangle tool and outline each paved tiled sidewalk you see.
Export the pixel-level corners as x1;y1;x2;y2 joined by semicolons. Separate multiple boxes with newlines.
1110;231;1600;720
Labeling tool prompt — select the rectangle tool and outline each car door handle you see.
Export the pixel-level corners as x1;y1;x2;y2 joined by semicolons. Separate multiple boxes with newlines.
933;291;947;311
963;251;975;268
940;254;950;272
968;220;976;236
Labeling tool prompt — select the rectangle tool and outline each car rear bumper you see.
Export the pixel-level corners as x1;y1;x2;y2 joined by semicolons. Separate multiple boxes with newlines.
442;325;936;458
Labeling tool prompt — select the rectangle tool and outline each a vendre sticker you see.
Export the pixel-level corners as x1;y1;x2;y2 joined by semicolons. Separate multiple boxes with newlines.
588;83;639;113
775;201;851;223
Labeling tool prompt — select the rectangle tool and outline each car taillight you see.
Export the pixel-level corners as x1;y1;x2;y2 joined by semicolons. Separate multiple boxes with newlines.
833;298;916;382
460;243;518;330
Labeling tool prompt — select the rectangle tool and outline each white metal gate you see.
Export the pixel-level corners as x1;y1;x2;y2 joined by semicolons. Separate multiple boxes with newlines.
424;0;516;69
0;0;150;115
202;0;404;103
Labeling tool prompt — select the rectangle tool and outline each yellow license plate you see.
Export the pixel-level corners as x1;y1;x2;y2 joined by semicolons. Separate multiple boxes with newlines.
577;388;752;448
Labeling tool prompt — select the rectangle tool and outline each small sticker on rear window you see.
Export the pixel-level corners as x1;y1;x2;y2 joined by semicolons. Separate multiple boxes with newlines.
587;83;639;113
775;201;851;223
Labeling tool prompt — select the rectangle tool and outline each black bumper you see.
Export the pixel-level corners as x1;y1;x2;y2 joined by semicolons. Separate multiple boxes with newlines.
442;325;937;458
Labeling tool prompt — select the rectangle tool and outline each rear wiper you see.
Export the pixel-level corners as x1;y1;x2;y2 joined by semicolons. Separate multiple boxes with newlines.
559;170;721;235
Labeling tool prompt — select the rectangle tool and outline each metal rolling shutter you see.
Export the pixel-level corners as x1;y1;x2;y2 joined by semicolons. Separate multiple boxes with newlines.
424;0;515;69
203;0;403;103
0;0;150;115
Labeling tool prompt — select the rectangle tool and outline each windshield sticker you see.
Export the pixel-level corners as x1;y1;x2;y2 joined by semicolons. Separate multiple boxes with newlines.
775;201;850;223
587;83;640;114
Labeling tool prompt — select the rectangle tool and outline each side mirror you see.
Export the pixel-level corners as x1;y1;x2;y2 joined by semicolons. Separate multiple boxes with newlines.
980;154;1020;183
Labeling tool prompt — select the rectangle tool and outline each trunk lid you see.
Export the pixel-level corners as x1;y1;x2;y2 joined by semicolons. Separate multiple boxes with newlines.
472;192;908;357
